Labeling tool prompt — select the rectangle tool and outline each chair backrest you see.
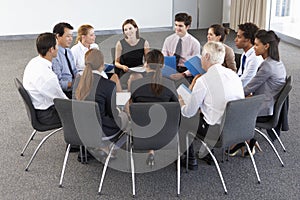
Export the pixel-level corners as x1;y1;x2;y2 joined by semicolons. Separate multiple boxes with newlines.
271;76;292;127
234;53;242;71
129;102;181;150
14;78;57;131
206;95;265;148
54;98;104;147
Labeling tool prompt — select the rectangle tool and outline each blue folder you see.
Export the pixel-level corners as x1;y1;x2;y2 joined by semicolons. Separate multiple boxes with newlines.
184;56;206;76
162;56;177;77
104;63;115;72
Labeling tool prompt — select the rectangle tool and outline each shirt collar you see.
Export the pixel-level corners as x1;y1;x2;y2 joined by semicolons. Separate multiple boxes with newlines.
92;70;102;76
38;55;52;70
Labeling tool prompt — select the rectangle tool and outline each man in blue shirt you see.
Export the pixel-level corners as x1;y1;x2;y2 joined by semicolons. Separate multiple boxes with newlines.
52;22;77;99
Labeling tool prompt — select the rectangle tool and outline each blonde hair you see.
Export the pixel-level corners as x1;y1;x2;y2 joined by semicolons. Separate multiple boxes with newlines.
75;24;94;44
75;49;104;100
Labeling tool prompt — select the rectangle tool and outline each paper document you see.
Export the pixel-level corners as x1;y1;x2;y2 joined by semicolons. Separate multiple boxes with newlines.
129;67;145;73
184;56;206;76
116;92;131;106
177;84;191;104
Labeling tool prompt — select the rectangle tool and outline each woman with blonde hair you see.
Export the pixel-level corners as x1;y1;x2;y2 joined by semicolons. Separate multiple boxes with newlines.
73;49;127;157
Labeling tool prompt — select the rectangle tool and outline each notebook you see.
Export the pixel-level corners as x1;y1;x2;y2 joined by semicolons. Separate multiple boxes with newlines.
184;56;205;76
162;56;177;77
176;83;191;104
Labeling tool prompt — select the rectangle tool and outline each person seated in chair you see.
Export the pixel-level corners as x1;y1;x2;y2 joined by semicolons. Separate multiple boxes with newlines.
229;30;287;156
178;41;244;168
128;49;178;166
23;33;68;126
73;49;128;161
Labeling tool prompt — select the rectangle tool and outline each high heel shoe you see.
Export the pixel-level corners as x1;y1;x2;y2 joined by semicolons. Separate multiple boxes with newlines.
146;153;155;166
245;139;262;156
225;143;245;157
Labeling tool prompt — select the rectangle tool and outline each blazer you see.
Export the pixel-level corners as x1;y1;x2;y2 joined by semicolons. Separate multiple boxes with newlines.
244;57;286;116
73;73;121;137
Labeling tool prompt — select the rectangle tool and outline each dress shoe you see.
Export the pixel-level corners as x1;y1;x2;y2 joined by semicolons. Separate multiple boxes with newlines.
77;151;95;163
180;156;198;170
225;143;245;157
146;153;155;166
198;153;213;165
244;139;262;156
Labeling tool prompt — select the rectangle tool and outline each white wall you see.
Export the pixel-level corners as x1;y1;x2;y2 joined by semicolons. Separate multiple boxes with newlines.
222;0;231;23
173;0;198;29
197;0;223;28
0;0;173;36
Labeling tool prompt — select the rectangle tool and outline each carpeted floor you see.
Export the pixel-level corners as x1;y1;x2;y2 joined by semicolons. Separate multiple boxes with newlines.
1;29;300;200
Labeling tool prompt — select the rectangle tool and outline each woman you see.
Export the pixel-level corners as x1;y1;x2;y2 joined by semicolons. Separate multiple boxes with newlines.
114;19;150;87
229;30;286;156
207;24;237;72
74;49;127;158
71;24;101;73
129;49;178;166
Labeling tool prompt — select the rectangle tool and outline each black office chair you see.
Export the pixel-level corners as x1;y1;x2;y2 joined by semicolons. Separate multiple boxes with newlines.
255;76;292;154
54;98;127;193
14;78;62;171
186;95;265;194
129;102;181;197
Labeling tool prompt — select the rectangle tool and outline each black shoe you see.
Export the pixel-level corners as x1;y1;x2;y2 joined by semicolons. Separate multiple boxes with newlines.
225;143;245;157
198;154;213;165
68;145;80;153
180;156;198;170
146;153;155;166
244;139;262;156
77;151;95;163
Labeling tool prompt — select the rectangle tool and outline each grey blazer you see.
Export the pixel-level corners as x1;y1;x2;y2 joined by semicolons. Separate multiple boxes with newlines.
244;57;286;116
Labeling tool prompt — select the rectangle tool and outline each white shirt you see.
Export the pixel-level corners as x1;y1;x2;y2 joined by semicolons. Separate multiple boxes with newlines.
71;41;108;79
23;56;68;110
237;47;263;87
181;64;244;125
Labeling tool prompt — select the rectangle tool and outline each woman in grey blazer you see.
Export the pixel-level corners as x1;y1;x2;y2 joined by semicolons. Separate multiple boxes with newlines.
229;30;286;157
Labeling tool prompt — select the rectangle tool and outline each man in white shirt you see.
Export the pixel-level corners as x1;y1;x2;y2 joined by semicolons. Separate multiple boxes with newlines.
235;22;263;87
179;41;244;168
23;33;68;125
162;13;201;83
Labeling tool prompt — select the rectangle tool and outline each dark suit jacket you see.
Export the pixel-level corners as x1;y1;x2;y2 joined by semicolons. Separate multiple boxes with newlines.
73;73;121;137
130;72;178;103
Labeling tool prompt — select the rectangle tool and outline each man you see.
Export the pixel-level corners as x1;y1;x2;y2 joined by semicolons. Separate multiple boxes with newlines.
178;41;244;169
162;12;201;83
23;33;68;125
235;22;263;87
52;22;78;99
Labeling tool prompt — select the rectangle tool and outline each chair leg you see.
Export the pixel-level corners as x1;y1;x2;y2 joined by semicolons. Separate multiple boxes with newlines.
255;128;284;167
21;130;37;156
186;134;189;173
199;140;228;194
25;127;62;171
244;142;261;184
98;143;116;195
272;128;286;152
59;144;71;188
130;144;136;198
177;135;180;197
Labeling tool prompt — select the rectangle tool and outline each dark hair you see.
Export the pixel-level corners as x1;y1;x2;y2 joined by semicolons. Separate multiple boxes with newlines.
122;19;140;39
255;29;280;61
175;13;192;27
209;24;229;42
145;49;164;96
53;22;73;37
36;32;57;56
238;22;259;45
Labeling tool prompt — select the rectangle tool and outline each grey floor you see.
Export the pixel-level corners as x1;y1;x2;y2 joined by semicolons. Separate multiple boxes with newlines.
1;29;300;200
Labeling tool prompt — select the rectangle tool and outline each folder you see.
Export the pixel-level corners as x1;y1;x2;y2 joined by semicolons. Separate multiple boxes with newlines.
162;56;177;77
104;63;115;72
184;56;205;76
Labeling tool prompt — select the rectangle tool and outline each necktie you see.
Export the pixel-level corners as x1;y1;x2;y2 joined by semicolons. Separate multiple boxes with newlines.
174;38;182;66
65;49;75;79
241;54;246;75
